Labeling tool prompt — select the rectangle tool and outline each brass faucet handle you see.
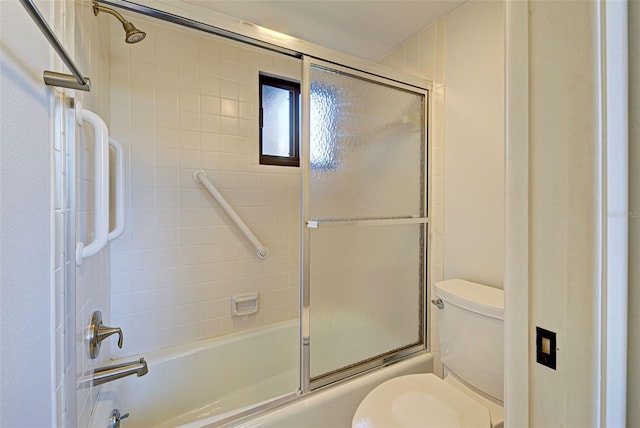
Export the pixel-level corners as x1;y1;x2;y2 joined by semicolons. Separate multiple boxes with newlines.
89;311;124;359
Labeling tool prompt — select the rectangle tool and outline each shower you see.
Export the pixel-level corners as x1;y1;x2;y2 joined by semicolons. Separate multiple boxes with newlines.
92;2;146;43
64;4;429;426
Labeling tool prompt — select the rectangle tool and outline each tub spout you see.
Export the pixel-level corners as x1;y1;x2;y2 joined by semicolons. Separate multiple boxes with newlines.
93;357;148;386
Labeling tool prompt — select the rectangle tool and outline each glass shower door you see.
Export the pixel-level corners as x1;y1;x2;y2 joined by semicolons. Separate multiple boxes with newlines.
302;59;428;388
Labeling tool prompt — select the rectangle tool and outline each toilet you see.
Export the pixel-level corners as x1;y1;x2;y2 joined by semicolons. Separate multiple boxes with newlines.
353;279;504;428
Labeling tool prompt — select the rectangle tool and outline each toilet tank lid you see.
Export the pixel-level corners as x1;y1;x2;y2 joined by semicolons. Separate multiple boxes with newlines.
435;279;504;320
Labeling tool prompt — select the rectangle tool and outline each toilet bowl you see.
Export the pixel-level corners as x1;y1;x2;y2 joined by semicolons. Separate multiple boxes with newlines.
353;279;504;428
353;374;493;428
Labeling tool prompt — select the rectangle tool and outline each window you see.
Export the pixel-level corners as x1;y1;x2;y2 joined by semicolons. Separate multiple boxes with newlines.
259;75;300;167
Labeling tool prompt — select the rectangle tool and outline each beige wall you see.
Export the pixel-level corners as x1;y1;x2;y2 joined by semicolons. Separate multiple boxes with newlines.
629;0;639;425
528;1;601;425
443;0;504;289
0;1;55;426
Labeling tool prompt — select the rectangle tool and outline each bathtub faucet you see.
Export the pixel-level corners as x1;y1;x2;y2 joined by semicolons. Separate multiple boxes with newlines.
93;357;149;386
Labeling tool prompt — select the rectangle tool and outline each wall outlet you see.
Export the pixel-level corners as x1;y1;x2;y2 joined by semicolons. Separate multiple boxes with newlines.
536;327;557;370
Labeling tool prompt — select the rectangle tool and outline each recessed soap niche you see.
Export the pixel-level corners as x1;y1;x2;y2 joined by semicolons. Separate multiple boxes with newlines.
231;292;260;317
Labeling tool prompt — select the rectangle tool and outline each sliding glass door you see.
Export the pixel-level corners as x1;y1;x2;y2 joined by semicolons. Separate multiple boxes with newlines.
301;58;428;389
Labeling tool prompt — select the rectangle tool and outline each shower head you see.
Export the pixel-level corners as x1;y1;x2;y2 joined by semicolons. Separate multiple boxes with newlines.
92;2;146;44
122;21;146;44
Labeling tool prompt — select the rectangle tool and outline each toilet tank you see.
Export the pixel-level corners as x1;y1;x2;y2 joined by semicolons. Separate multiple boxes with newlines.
435;279;504;402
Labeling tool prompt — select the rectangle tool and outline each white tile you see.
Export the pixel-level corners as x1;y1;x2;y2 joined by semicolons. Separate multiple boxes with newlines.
199;42;221;77
200;113;220;134
238;65;255;85
220;61;239;81
155;34;178;67
220;44;239;62
131;62;155;86
239;101;254;119
220;135;239;153
130;269;161;293
156;65;178;89
131;146;155;167
156;147;178;168
178;91;200;112
178;130;200;151
179;50;200;74
155;226;179;246
178;71;200;94
179;188;207;208
156;189;178;209
220;80;239;99
200;75;220;96
404;35;422;77
178;110;200;131
132;166;155;187
220;116;238;135
178;149;201;169
201;95;220;115
201;133;221;152
220;98;239;117
157;128;178;148
238;83;255;102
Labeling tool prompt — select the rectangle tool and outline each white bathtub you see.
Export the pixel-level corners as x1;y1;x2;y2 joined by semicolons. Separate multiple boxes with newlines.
89;320;432;428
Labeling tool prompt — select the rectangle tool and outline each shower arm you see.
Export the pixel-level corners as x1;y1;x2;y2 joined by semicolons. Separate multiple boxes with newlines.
93;2;128;24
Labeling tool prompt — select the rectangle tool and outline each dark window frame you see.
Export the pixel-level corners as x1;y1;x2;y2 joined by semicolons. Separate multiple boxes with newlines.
259;74;300;167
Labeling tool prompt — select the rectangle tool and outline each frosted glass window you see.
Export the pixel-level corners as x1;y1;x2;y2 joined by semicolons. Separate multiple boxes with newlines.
260;75;300;167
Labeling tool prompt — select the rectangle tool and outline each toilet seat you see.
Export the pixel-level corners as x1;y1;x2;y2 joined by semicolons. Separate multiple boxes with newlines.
352;374;491;428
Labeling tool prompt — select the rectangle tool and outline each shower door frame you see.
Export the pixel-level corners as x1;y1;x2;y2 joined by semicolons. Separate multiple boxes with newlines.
300;56;431;392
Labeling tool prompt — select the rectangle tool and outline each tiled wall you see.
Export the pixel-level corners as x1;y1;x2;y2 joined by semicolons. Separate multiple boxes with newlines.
379;18;446;377
71;0;113;425
108;14;301;358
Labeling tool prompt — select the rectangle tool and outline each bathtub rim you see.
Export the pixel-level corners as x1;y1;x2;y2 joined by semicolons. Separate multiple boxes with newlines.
205;350;433;428
115;319;301;367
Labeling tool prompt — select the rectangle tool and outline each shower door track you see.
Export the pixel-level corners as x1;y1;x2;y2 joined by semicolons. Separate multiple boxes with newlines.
94;1;430;92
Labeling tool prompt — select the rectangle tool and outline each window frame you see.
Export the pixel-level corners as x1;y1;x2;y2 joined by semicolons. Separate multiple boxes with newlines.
259;74;300;167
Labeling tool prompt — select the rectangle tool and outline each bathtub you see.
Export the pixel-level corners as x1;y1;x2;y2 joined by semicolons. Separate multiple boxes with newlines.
89;320;432;428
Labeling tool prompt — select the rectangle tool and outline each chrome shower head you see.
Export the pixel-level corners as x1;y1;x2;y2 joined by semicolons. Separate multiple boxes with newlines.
93;2;146;44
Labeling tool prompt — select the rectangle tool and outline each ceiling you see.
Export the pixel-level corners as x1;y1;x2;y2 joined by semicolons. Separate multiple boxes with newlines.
182;1;466;61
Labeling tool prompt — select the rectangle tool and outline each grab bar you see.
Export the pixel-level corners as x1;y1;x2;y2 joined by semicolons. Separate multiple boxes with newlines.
19;0;91;91
108;138;125;241
193;170;269;259
76;102;110;265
